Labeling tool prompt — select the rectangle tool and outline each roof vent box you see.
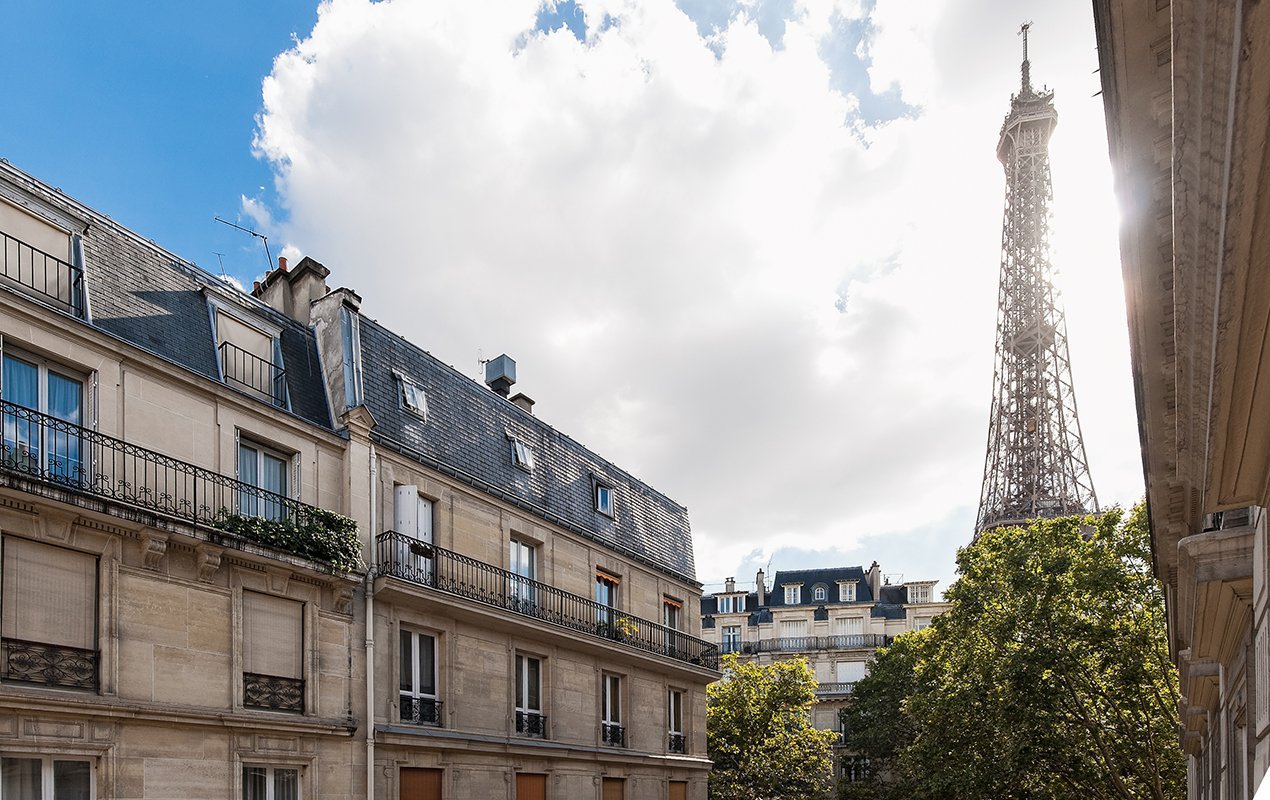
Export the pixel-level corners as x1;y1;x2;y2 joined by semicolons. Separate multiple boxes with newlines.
485;354;516;397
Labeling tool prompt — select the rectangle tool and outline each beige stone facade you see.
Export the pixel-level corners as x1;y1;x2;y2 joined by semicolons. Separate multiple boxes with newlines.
1096;0;1270;795
700;565;948;784
0;159;715;798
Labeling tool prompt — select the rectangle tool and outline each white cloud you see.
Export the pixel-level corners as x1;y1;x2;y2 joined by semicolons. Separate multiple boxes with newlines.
253;0;1140;595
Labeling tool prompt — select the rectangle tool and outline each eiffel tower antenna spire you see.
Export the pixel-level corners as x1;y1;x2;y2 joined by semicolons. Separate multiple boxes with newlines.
976;25;1098;537
1019;21;1032;93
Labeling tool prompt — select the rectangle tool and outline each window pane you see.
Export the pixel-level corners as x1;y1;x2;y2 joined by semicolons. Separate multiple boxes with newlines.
2;355;38;408
262;452;288;497
2;758;41;798
46;372;82;425
274;768;299;800
527;657;540;710
243;766;267;800
238;442;258;516
515;655;524;709
400;629;412;693
53;760;92;800
419;634;435;696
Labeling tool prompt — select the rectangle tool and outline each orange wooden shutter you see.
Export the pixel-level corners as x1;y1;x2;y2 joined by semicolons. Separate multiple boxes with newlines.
669;782;688;800
515;773;546;800
601;777;624;800
400;768;443;800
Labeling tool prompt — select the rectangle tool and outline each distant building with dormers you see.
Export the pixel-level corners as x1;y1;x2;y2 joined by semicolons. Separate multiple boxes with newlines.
699;563;949;784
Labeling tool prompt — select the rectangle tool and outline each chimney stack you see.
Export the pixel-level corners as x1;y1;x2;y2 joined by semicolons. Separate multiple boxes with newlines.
755;569;766;606
867;561;882;600
484;354;516;397
509;392;535;414
724;577;736;594
251;255;330;325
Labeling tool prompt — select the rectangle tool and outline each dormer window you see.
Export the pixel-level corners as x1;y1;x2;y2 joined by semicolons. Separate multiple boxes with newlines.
512;439;535;471
396;373;428;420
211;301;286;408
783;585;801;605
0;194;86;318
594;482;614;517
838;581;857;603
813;585;827;602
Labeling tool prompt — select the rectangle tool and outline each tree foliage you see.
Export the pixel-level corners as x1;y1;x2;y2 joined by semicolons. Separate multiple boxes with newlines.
708;654;838;800
842;506;1184;799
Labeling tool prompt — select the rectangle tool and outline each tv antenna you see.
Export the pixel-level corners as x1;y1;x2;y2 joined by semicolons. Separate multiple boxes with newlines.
214;216;273;272
212;251;228;281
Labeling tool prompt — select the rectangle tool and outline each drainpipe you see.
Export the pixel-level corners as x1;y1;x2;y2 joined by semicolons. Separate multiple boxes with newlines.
365;442;377;800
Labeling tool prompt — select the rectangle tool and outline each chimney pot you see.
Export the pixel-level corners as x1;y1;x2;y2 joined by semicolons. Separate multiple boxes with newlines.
278;256;288;271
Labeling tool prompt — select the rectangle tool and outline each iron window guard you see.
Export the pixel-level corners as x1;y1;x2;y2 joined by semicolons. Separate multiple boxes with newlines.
516;710;548;738
0;637;98;691
0;230;84;318
218;341;287;407
243;672;304;712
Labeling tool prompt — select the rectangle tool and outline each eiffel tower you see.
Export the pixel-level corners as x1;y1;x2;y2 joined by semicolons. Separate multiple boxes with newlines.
976;24;1098;536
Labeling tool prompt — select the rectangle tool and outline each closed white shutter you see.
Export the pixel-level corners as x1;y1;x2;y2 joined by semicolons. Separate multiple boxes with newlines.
243;591;303;679
779;619;807;637
836;661;867;683
417;495;433;545
835;617;865;635
395;485;419;538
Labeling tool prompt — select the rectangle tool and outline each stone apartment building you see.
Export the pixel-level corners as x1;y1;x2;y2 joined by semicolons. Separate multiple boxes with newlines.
699;564;948;781
1095;0;1270;796
0;158;717;799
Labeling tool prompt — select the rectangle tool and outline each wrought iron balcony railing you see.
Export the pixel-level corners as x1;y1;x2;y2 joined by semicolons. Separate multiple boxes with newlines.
668;732;687;754
376;531;720;670
601;722;625;747
400;696;443;727
726;634;890;655
814;681;858;697
0;399;349;566
0;231;84;317
243;672;304;712
0;637;98;691
218;341;287;407
516;710;547;738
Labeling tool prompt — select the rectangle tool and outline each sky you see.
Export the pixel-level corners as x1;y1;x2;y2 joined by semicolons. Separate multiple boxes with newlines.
0;0;1140;598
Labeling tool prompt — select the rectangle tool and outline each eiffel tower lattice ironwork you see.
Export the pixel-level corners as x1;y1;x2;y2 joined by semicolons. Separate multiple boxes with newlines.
976;24;1097;536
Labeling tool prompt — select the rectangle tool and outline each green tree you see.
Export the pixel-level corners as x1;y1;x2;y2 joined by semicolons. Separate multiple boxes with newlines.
842;506;1184;799
707;654;838;800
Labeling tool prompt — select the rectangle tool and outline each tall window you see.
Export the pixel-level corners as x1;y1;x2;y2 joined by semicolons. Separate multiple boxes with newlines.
835;616;864;636
594;482;614;516
1;537;98;690
668;689;685;753
243;765;299;800
515;653;545;738
783;585;801;604
838;582;856;602
242;591;304;713
601;673;623;746
400;629;439;726
596;571;619;626
0;756;93;799
237;439;289;520
663;598;682;630
509;539;535;604
779;619;808;642
721;625;741;654
393;486;434;581
2;351;83;483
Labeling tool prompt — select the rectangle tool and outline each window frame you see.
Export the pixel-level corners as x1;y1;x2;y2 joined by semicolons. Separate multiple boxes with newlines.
515;653;543;714
241;763;301;800
601;672;622;726
594;481;614;517
395;372;428;420
813;585;827;602
509;538;536;604
668;688;684;735
783;584;801;605
721;625;741;652
838;581;857;603
511;438;535;471
399;628;439;725
208;298;288;408
1;347;88;480
236;436;294;521
0;754;95;800
662;597;682;631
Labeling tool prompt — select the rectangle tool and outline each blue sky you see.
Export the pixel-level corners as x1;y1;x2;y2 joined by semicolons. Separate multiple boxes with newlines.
1;1;317;281
0;1;1137;595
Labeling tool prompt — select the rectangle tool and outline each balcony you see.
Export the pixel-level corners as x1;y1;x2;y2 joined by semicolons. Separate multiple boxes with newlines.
814;681;858;698
0;400;360;570
401;696;443;727
601;722;625;747
218;341;287;407
668;732;686;754
0;230;84;317
516;710;548;738
727;634;891;655
376;531;720;671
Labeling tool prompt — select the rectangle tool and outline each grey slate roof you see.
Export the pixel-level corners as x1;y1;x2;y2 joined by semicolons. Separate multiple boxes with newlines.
356;317;696;583
768;567;875;606
0;162;333;432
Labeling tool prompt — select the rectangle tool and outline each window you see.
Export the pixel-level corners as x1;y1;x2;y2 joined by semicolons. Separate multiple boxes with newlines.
908;584;933;604
0;197;84;317
668;689;685;753
392;486;434;580
783;585;801;605
914;616;932;631
214;306;286;407
813;585;827;602
594;482;613;517
242;591;304;712
509;538;535;604
779;619;807;641
717;595;734;614
835;616;865;636
601;673;624;746
397;374;428;420
722;625;741;654
515;653;545;738
400;629;440;726
0;755;93;799
237;438;290;521
1;537;98;690
595;571;619;626
243;765;299;800
836;661;867;683
511;439;535;471
663;597;682;630
2;350;84;483
339;305;363;408
838;582;856;602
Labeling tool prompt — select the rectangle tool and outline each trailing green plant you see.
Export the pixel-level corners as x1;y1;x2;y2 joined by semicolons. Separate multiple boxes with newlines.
212;508;364;573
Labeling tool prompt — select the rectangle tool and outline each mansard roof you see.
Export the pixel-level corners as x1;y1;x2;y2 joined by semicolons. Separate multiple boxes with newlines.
355;317;697;583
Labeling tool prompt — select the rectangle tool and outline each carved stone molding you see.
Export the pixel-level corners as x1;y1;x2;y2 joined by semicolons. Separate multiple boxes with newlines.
141;533;168;570
196;545;223;583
